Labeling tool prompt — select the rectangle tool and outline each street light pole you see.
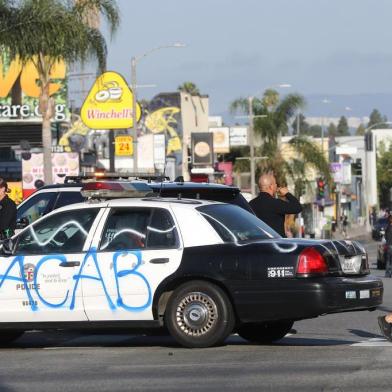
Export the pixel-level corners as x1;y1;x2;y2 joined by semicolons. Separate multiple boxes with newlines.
130;43;186;173
248;96;256;197
131;56;138;172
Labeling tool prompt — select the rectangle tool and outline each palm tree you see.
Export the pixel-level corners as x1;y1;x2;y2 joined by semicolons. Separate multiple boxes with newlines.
0;0;119;184
230;90;331;197
178;82;200;95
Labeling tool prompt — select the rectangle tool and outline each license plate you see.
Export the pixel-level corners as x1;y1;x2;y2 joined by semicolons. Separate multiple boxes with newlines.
340;255;362;274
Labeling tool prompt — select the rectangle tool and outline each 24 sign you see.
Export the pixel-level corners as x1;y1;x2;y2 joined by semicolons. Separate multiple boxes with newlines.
115;135;133;156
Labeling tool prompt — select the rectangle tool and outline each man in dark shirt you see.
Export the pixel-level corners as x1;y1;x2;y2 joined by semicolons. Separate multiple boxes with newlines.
0;178;17;239
249;173;302;237
384;214;392;278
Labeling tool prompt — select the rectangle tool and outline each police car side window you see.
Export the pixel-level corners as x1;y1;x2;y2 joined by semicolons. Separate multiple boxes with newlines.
146;209;179;249
15;208;99;255
99;209;150;252
17;192;57;224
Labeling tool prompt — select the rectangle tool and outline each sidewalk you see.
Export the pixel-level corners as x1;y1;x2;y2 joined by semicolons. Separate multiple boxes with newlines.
331;224;370;241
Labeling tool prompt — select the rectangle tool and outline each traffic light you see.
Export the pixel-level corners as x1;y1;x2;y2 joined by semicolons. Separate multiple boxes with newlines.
317;178;325;199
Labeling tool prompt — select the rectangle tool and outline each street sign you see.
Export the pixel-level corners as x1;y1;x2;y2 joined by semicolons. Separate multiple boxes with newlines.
115;135;133;156
330;162;343;183
336;146;357;155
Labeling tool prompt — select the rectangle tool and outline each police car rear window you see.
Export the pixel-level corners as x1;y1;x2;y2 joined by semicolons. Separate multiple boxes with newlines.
197;204;280;243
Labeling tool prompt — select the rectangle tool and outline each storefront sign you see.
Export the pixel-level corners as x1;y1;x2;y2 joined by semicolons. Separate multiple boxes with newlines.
115;135;133;156
229;126;248;146
22;153;79;197
210;127;230;153
0;55;67;120
0;103;66;120
0;57;66;98
192;133;214;166
81;71;141;129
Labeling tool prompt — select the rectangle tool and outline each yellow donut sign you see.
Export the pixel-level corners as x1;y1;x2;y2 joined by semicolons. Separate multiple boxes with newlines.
81;71;142;129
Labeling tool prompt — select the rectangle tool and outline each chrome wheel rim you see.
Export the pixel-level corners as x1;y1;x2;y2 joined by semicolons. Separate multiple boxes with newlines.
176;292;218;336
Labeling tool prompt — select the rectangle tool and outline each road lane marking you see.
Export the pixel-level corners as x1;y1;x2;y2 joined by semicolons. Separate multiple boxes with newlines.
351;337;392;347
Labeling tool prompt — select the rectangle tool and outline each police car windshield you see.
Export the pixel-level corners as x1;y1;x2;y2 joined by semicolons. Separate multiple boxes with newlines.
197;204;280;242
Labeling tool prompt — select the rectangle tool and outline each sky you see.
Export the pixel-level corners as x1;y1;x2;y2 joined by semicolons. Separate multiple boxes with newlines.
83;0;392;120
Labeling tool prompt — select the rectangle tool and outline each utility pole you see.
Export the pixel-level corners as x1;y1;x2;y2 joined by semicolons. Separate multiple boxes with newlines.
131;56;138;172
248;96;256;198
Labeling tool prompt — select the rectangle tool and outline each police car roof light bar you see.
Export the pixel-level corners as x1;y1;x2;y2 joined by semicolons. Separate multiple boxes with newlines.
65;173;170;184
81;181;153;199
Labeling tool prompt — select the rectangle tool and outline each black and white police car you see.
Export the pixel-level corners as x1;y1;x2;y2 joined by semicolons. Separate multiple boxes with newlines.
15;174;253;229
0;182;383;348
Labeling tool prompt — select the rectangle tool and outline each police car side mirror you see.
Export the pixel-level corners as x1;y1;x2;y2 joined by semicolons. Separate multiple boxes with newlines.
16;217;29;230
0;238;14;256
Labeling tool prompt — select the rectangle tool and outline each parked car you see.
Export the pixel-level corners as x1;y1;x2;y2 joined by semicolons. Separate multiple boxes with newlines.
0;181;383;348
16;175;253;230
372;217;389;241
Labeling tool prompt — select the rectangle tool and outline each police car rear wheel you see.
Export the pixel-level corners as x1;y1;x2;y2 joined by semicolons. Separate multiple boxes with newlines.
237;321;293;344
0;330;24;345
165;281;234;348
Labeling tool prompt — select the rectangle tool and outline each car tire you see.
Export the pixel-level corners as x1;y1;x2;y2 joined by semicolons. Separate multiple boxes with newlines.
165;281;234;348
237;320;293;344
0;330;24;345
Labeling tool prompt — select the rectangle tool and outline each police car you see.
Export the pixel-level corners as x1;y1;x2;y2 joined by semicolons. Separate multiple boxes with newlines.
0;182;383;348
15;174;252;229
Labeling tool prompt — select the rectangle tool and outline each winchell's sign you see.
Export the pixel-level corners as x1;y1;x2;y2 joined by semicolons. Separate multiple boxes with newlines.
81;71;141;129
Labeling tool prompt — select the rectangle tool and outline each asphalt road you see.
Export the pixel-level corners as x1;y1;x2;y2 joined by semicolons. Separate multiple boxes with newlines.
0;235;391;392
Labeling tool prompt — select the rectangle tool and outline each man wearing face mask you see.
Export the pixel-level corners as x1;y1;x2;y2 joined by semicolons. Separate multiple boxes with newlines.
249;173;302;237
0;178;17;240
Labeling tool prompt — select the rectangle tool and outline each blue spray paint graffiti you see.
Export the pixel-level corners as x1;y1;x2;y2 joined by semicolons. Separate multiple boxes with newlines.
0;248;152;312
113;250;152;311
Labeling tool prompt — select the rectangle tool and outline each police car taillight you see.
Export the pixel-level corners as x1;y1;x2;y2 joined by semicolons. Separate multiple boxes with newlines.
81;181;153;199
296;247;328;276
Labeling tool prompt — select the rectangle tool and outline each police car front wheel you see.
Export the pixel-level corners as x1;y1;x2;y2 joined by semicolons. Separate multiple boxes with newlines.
165;281;234;348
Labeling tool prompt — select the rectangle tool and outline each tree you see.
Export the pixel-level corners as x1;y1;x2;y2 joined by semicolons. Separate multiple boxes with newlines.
177;82;200;95
291;113;309;135
327;122;337;137
230;90;331;196
355;124;366;136
308;125;322;137
368;109;389;129
336;116;349;136
0;0;119;184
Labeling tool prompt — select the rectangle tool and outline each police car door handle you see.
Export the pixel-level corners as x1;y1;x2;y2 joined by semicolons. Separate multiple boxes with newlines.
59;261;81;267
149;258;169;264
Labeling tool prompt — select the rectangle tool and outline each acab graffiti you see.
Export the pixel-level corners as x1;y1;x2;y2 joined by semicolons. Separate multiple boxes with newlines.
0;248;152;312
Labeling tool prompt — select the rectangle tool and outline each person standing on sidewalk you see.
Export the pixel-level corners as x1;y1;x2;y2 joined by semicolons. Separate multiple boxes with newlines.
249;173;302;238
0;178;17;240
384;214;392;278
340;214;348;239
